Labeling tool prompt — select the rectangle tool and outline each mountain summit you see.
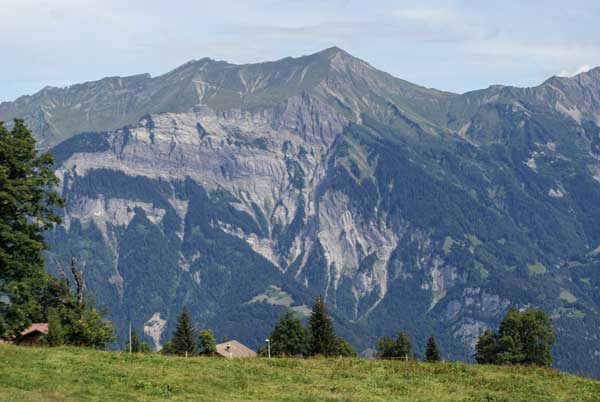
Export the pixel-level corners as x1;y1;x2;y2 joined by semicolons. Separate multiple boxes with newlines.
2;48;600;377
0;47;453;146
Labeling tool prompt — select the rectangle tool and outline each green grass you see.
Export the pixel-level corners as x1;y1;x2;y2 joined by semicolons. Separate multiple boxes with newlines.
442;236;455;255
528;262;548;275
559;289;577;303
1;346;599;401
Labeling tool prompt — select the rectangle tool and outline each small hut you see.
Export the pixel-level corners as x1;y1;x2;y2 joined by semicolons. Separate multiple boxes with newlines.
215;340;257;359
17;323;48;346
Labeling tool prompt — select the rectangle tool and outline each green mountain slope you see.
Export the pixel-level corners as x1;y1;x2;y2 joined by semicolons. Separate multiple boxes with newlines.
3;48;600;377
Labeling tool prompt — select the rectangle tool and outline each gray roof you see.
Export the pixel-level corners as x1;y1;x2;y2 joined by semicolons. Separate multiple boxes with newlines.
215;340;257;358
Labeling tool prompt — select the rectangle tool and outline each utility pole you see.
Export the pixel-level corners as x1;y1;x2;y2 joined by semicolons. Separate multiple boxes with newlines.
129;323;132;354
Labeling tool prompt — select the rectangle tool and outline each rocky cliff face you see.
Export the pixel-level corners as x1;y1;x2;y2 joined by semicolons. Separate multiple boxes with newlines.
3;48;600;377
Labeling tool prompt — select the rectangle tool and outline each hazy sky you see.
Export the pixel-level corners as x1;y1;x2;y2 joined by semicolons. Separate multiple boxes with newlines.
2;0;600;101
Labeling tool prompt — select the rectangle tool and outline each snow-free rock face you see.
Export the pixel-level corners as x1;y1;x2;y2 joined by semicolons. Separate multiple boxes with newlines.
4;48;600;378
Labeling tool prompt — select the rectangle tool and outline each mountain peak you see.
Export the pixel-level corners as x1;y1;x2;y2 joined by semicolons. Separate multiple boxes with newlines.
315;46;351;58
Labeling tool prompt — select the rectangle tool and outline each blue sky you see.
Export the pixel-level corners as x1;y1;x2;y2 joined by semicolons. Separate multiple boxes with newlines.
2;0;600;102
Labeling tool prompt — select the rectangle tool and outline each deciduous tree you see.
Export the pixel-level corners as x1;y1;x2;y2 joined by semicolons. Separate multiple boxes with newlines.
269;310;310;357
0;119;64;338
198;329;216;355
475;308;555;366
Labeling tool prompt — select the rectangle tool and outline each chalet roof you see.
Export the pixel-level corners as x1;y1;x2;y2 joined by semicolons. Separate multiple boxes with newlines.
215;340;257;358
21;323;49;337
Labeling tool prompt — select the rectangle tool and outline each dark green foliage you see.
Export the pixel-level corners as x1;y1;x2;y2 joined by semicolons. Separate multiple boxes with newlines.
160;341;175;355
43;308;64;347
170;307;197;356
475;308;555;366
377;331;412;360
125;328;152;353
376;337;396;358
396;332;412;359
474;329;498;364
335;337;358;357
0;121;113;349
198;329;216;355
309;296;338;356
268;310;310;357
50;294;115;348
425;335;441;362
0;119;64;338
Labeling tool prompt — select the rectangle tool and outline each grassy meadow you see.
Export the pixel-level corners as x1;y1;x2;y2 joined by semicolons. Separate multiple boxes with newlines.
0;344;598;401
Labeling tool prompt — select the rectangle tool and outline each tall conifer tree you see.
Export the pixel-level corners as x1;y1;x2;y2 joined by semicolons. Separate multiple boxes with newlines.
424;335;441;362
395;332;412;360
171;306;197;355
309;296;337;356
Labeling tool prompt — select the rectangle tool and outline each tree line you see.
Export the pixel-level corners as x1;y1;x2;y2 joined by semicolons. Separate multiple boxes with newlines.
155;294;554;369
0;119;556;369
160;306;217;356
263;296;438;360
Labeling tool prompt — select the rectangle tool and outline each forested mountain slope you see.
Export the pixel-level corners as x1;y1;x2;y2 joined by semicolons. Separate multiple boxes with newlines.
2;47;600;376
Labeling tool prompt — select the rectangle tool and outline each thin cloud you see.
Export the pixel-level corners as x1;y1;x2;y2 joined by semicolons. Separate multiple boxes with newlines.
558;64;593;77
387;5;498;42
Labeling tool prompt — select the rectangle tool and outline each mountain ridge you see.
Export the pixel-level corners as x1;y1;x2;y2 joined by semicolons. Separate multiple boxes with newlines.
2;48;600;377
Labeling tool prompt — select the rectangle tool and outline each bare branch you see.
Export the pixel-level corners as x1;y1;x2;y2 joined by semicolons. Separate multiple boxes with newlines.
70;256;85;305
52;256;69;285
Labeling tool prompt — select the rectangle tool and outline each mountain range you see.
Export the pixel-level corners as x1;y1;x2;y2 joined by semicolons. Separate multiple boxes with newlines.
2;47;600;377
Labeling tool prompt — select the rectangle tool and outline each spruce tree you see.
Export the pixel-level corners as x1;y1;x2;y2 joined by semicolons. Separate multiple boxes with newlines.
130;329;142;352
269;310;310;357
198;329;217;355
395;331;412;360
424;335;441;362
171;306;197;356
309;296;337;356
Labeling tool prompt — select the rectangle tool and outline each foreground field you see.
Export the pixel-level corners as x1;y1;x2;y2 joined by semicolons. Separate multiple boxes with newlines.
0;345;598;401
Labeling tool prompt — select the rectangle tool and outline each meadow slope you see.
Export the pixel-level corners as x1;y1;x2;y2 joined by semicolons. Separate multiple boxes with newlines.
0;345;599;401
